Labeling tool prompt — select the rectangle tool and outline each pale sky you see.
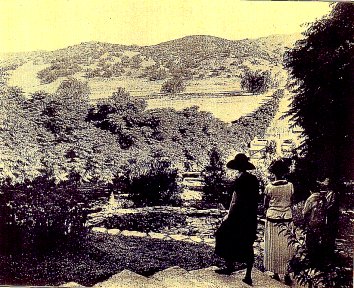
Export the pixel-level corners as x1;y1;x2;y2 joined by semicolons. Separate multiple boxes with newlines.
0;0;332;53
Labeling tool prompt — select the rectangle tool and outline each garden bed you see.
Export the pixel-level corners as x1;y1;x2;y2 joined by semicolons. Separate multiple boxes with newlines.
89;206;228;237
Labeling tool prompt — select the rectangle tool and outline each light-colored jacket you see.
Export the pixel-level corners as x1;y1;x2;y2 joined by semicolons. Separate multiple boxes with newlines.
264;180;294;220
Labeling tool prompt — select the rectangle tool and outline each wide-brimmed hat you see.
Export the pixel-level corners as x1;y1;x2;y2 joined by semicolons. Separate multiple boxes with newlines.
227;153;255;170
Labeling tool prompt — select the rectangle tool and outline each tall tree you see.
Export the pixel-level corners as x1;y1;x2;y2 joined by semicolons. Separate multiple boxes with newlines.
285;3;354;182
202;147;227;205
240;70;271;94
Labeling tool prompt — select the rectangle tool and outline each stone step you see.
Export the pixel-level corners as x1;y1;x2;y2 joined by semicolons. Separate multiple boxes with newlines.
93;269;165;288
59;281;85;287
232;269;291;288
91;266;298;288
151;266;214;288
189;266;290;288
188;266;245;288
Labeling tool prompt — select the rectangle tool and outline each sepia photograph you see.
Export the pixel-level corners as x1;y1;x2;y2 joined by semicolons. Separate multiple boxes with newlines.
0;0;353;287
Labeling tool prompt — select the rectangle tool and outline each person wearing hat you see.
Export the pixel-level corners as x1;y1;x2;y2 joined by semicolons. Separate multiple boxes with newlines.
215;153;259;286
263;159;294;285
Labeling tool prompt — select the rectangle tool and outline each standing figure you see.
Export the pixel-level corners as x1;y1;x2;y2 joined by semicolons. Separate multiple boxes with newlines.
324;186;339;254
263;159;294;285
215;153;259;286
302;178;338;263
302;186;328;264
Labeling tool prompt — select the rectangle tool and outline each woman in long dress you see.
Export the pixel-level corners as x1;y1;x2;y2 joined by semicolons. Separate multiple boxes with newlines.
215;153;259;286
263;159;294;285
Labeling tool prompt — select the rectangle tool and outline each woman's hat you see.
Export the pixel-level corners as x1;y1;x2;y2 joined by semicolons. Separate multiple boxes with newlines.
226;153;255;170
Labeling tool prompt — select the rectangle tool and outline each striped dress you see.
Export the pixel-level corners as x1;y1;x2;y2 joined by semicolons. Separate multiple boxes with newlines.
264;180;294;275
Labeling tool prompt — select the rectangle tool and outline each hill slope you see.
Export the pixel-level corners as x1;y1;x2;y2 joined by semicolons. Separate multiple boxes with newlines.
2;34;300;98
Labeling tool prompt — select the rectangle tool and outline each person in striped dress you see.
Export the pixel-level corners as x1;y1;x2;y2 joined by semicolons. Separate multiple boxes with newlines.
263;159;294;285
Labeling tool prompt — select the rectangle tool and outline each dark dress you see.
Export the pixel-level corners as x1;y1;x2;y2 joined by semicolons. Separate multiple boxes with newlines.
215;172;259;262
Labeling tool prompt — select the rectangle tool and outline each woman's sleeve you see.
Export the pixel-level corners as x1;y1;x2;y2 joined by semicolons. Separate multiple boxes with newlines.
263;185;270;211
228;191;237;211
302;195;313;217
290;183;294;196
264;185;270;196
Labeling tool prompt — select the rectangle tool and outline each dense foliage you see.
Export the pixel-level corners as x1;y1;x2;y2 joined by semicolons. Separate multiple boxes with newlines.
231;89;284;151
240;70;272;94
202;148;229;205
279;223;352;288
160;77;186;94
28;34;293;85
0;79;283;184
122;157;182;207
0;78;283;254
0;172;87;255
284;3;354;183
103;211;187;233
37;61;81;84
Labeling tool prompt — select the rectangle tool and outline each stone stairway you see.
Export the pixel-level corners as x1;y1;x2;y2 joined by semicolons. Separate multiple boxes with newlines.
62;266;291;287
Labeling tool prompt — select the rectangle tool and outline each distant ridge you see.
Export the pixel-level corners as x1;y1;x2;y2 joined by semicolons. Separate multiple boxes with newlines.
1;33;301;59
2;33;298;98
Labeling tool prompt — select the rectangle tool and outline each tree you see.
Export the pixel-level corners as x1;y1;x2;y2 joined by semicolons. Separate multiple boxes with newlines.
40;78;90;141
240;70;271;94
202;147;228;205
86;87;147;149
284;3;354;183
161;77;186;94
130;55;142;69
284;6;353;286
0;171;88;255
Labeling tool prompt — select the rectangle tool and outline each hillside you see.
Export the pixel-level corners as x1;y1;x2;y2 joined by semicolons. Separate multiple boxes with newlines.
144;34;299;65
0;34;290;184
2;34;300;98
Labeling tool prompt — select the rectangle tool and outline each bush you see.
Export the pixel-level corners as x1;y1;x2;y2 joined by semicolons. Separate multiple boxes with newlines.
241;70;272;94
0;172;88;255
161;77;186;94
202;148;229;206
37;61;81;84
120;158;182;207
143;65;168;81
278;223;352;288
103;211;187;233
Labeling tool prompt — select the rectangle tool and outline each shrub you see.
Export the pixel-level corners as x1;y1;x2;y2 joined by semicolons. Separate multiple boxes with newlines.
161;77;186;94
103;211;187;233
202;148;229;206
278;223;352;288
0;172;88;255
241;70;272;94
37;61;81;84
143;65;168;81
123;158;182;207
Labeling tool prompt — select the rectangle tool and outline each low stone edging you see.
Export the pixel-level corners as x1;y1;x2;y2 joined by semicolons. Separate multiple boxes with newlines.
91;226;216;245
91;224;265;256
